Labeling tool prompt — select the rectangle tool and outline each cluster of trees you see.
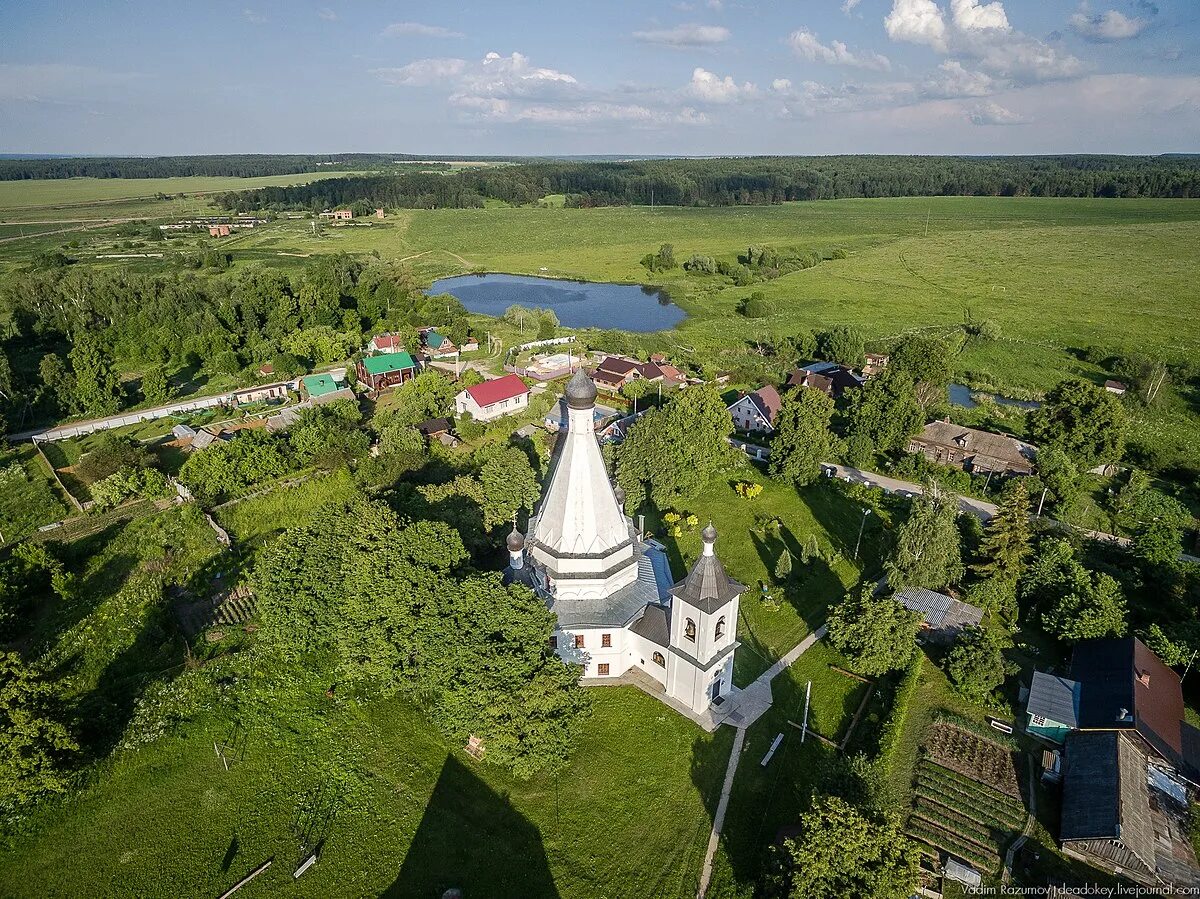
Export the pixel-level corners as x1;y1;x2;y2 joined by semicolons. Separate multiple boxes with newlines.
0;255;469;431
0;154;445;181
253;496;589;777
615;385;740;509
213;156;1200;212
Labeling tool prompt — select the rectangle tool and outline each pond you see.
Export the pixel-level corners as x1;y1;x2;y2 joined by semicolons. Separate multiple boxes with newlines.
949;384;1041;410
427;273;685;332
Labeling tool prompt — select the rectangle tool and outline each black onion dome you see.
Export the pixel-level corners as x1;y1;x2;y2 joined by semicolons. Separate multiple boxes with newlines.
506;526;525;552
702;522;718;544
565;368;598;410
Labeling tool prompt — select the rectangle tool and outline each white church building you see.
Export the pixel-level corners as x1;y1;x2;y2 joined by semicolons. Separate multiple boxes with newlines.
505;368;742;717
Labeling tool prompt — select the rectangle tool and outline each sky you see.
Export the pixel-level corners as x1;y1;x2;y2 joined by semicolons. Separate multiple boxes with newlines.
1;0;1198;156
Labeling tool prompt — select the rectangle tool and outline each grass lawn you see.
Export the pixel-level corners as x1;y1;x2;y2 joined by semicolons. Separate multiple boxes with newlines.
643;469;884;685
214;469;360;549
704;641;877;898
0;445;71;543
0;684;731;899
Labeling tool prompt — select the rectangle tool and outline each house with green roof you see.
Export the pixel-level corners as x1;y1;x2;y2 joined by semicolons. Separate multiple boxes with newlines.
301;373;340;398
357;351;418;393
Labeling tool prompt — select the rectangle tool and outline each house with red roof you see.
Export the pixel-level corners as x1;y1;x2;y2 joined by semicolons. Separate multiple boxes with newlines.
727;385;783;434
368;334;407;354
455;374;530;422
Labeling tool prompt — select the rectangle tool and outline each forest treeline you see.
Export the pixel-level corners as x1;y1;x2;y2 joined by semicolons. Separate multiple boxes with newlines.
0;154;456;181
212;155;1200;210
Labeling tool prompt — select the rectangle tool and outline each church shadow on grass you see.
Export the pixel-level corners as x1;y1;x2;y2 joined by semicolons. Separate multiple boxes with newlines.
382;755;560;899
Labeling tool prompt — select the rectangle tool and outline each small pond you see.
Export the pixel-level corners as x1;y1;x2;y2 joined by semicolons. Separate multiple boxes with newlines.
949;383;1041;410
427;273;685;332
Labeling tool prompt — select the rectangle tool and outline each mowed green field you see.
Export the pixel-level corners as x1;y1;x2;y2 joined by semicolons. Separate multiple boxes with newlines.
0;171;366;216
225;198;1200;389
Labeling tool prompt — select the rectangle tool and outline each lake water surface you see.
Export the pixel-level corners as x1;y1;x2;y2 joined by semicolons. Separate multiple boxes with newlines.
949;384;1041;410
428;273;685;332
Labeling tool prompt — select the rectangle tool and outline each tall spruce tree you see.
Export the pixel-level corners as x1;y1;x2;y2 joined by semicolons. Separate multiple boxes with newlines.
974;480;1032;584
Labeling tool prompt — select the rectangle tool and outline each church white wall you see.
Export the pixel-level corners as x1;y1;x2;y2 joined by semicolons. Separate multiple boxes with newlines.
626;632;669;686
554;625;632;678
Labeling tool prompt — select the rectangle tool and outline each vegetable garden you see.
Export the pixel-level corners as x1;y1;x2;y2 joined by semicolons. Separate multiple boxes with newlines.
906;722;1027;874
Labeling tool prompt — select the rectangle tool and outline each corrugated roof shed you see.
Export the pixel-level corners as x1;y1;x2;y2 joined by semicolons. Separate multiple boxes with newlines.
1028;672;1082;728
896;587;953;627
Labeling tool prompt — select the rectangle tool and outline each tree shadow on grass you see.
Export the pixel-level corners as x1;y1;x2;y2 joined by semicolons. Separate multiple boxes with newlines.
381;754;560;899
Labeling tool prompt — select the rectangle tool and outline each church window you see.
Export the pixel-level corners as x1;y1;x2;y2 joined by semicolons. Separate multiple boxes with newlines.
715;617;726;640
597;663;610;675
685;619;696;642
574;634;585;649
601;633;612;648
652;652;666;667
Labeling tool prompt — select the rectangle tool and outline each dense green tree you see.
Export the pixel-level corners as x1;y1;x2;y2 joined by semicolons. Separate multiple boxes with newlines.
381;370;458;427
779;796;920;899
140;365;171;406
477;445;542;529
0;652;78;813
621;378;651;413
944;626;1011;702
1034;445;1081;512
885;488;964;592
774;547;792;582
1042;570;1127;642
289;399;371;467
1028;379;1127;468
178;429;290;502
973;480;1032;584
69;333;121;417
846;367;924;456
76;432;156;483
740;292;774;319
1019;537;1082;611
617;385;738;508
815;326;865;367
889;335;952;407
826;585;922;676
769;388;835;487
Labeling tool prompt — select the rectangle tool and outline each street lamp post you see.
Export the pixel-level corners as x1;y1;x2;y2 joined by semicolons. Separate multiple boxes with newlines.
854;507;872;561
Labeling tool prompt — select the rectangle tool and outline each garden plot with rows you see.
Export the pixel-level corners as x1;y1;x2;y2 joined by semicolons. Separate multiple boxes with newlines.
906;721;1027;874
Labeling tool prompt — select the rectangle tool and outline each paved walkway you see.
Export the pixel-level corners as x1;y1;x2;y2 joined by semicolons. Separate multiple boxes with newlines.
696;727;746;899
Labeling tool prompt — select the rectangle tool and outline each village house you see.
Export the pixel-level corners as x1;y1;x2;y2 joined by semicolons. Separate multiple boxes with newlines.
786;362;865;399
208;224;230;237
266;387;355;432
318;209;353;221
301;373;342;399
415;418;453;439
368;334;407;355
455;374;529;422
908;420;1036;477
591;356;666;393
894;587;984;643
357;351;418;394
1028;638;1200;886
1105;379;1128;396
863;352;890;378
232;382;291;406
420;328;478;360
727;385;783;435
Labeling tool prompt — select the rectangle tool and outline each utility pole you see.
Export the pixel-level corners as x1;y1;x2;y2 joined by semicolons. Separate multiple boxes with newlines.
854;507;872;560
1036;487;1048;518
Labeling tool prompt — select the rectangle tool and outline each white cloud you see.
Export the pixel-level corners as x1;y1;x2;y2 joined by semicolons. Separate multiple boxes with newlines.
317;8;336;21
788;28;891;70
242;9;266;24
771;78;793;92
842;0;863;13
925;60;999;96
884;0;1082;83
1069;9;1148;41
686;67;756;103
382;22;464;39
632;24;731;47
372;58;467;86
968;100;1028;124
885;0;948;51
950;0;1009;32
